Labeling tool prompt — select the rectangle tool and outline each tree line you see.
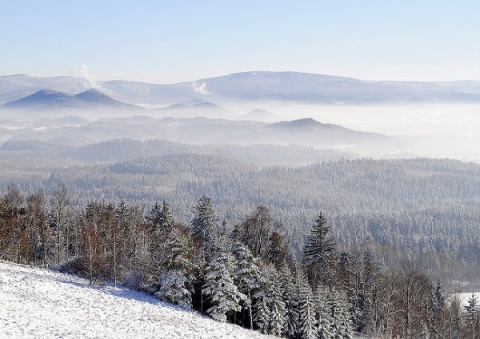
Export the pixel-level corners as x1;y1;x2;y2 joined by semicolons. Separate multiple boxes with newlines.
0;185;479;338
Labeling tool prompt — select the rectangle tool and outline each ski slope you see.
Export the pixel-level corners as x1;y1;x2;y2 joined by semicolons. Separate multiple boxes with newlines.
0;261;271;338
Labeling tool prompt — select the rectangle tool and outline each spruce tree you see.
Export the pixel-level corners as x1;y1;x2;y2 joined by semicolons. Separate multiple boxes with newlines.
148;200;173;234
154;227;194;310
330;289;353;339
191;195;216;252
315;285;334;339
266;265;287;336
302;213;336;287
464;292;479;339
279;262;299;338
232;242;263;329
202;235;246;322
297;268;317;339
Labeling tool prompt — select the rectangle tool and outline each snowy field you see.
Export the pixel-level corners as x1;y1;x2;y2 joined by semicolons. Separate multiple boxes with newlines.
0;261;272;339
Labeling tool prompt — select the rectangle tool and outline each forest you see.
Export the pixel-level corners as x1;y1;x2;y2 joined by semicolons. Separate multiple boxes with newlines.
2;138;480;286
1;186;479;338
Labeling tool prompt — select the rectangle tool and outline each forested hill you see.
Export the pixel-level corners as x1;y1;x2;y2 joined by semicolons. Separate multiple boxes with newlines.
1;145;480;283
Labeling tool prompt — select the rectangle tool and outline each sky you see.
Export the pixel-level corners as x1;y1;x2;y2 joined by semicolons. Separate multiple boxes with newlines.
1;1;480;84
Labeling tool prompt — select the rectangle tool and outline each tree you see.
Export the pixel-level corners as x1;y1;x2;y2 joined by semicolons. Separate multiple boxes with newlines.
330;289;353;339
49;184;71;266
315;285;334;339
302;213;336;287
279;262;299;338
238;206;273;259
25;189;49;267
148;200;173;235
464;292;479;339
202;235;246;322
297;268;317;339
430;280;446;338
232;242;263;329
155;227;194;310
191;195;216;249
361;248;381;334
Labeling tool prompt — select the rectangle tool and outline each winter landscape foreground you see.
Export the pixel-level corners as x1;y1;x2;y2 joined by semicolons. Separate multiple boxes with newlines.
0;261;271;339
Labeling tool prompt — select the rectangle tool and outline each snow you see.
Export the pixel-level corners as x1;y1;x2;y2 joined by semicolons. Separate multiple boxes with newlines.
0;261;272;339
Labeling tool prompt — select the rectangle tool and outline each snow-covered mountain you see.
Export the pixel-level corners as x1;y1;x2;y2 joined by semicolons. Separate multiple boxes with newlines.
0;261;270;339
3;71;480;106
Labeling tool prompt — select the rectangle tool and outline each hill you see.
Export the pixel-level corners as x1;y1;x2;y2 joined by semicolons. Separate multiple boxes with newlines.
3;71;480;106
0;261;270;339
2;88;136;111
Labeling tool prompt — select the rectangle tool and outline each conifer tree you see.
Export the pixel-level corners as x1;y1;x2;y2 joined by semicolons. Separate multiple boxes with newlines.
302;213;336;287
154;227;194;310
148;200;173;235
202;234;246;322
331;289;353;339
266;265;287;336
232;242;263;329
279;262;299;338
464;292;479;339
297;268;317;339
315;285;334;339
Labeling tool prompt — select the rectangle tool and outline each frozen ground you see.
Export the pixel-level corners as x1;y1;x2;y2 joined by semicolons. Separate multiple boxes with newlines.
0;261;271;339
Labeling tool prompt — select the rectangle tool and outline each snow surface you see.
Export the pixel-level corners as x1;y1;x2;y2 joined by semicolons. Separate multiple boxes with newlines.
0;261;272;339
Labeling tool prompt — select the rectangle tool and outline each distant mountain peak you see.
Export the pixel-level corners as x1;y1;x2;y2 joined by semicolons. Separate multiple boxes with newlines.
2;89;71;108
268;118;327;129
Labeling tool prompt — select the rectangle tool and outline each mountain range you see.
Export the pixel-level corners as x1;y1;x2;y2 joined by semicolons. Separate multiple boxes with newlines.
2;71;480;107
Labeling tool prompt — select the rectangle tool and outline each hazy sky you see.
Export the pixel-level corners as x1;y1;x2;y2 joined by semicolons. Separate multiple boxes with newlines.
1;1;479;83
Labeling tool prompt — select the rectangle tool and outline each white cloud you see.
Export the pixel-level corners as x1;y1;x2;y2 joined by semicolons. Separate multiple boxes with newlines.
70;64;98;88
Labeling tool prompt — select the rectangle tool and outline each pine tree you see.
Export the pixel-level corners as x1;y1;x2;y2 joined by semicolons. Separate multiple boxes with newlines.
253;292;270;334
202;235;246;322
232;242;263;329
430;280;446;338
279;262;299;338
297;268;317;339
154;227;194;310
302;213;336;287
464;292;479;339
361;248;380;334
148;200;173;235
331;289;353;339
266;265;287;336
315;285;334;339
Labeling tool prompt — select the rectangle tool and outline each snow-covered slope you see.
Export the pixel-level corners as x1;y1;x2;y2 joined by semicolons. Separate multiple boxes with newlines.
0;261;271;339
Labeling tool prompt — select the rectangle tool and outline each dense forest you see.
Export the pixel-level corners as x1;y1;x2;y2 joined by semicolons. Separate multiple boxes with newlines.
1;187;479;338
2;139;480;286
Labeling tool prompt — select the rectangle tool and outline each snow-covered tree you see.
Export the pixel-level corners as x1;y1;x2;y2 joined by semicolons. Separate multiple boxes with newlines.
202;235;246;322
464;292;479;338
297;269;317;339
154;227;194;310
148;200;173;234
331;289;353;339
252;264;286;336
191;195;216;242
266;265;287;336
315;285;334;339
232;242;263;329
302;213;336;287
279;262;299;338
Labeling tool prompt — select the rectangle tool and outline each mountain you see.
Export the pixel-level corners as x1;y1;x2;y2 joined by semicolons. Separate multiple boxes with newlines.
0;74;92;104
3;71;480;106
158;101;238;119
0;261;268;339
242;108;280;122
2;89;79;108
2;88;137;111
